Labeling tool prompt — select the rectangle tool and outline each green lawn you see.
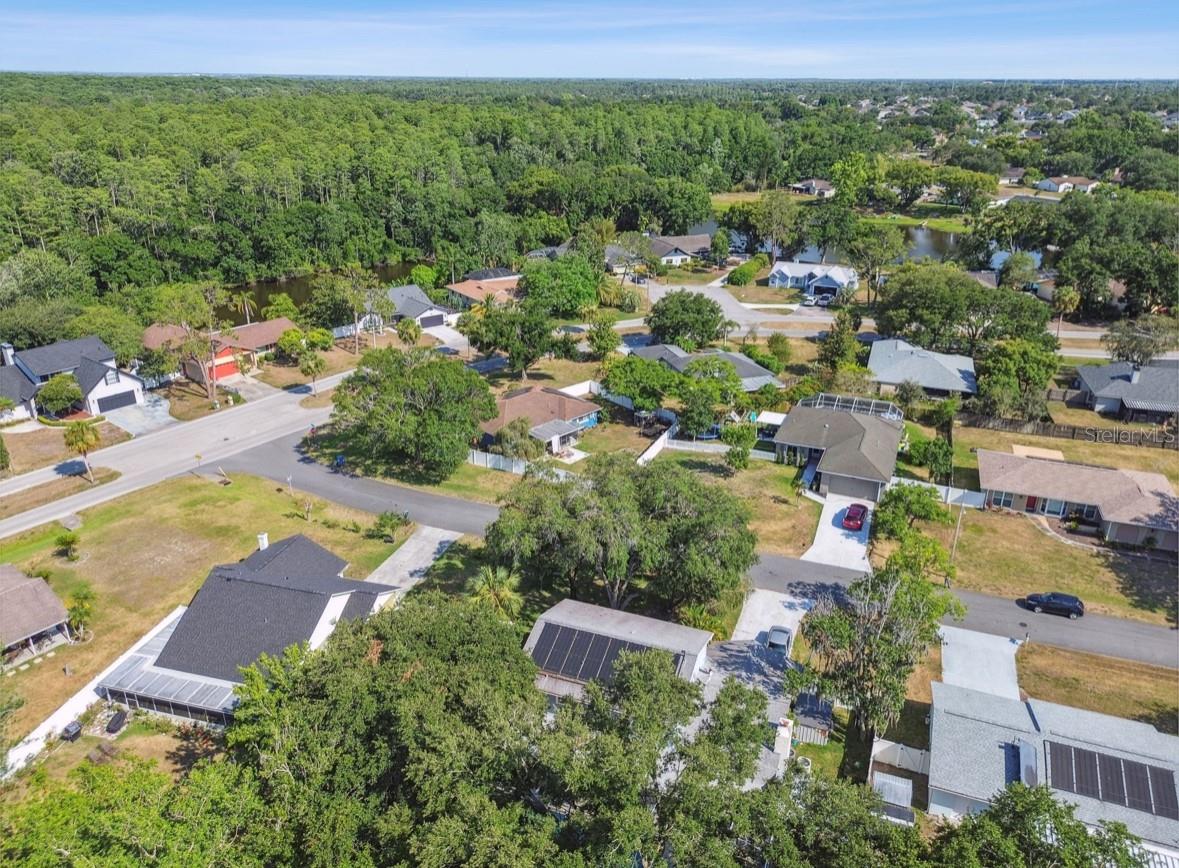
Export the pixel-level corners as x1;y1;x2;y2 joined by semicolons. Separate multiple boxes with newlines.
858;209;970;234
793;706;850;779
0;474;405;742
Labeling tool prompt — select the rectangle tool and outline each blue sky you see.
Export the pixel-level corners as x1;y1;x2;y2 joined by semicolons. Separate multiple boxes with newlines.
1;1;1176;78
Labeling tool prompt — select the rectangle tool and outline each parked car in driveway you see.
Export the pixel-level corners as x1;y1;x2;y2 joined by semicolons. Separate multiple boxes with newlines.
1024;592;1085;619
765;625;794;660
816;295;834;307
61;720;82;742
802;296;818;307
841;503;869;531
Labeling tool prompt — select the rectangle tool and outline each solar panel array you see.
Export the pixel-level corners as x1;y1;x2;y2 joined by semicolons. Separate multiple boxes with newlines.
1047;740;1179;820
529;623;683;685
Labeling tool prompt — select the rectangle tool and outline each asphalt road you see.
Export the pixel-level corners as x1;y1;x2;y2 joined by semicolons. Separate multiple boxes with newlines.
750;553;1178;669
213;433;499;536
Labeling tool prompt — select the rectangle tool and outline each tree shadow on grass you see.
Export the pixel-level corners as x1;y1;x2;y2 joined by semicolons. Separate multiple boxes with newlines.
165;724;223;773
1099;548;1179;628
1134;702;1179;735
671;456;728;478
297;428;456;486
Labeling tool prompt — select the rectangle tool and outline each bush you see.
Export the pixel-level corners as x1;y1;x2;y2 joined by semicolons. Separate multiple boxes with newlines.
766;333;793;366
37;373;83;416
305;327;334;351
726;263;757;286
617;288;640;313
751;252;770;269
0;433;9;473
366;510;410;543
740;345;783;375
55;531;80;561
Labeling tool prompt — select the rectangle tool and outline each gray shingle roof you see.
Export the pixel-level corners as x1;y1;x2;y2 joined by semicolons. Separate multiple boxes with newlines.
1076;362;1179;414
385;284;445;321
773;405;903;483
868;339;977;394
14;336;114;378
152;536;393;682
0;564;69;648
0;366;38;404
930;681;1179;850
74;355;140;395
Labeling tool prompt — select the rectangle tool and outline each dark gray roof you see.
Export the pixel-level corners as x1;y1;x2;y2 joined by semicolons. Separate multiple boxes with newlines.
463;267;516;281
633;344;780;391
386;284;445;321
153;535;394;683
0;366;38;404
241;533;348;578
14;336;114;378
74;355;140;395
1076;362;1179;414
773;405;903;483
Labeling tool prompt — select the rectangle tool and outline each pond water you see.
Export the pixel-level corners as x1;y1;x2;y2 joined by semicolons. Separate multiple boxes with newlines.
222;262;413;325
690;220;962;265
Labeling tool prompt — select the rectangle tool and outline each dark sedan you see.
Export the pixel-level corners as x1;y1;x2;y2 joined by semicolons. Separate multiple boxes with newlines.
841;503;869;531
1024;592;1085;620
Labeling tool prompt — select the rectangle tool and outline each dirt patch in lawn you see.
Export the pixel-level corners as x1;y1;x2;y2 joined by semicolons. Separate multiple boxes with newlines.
254;331;431;389
484;357;603;395
157;381;244;422
299;387;335;409
1;423;129;475
0;468;120;520
1017;644;1178;734
0;474;402;742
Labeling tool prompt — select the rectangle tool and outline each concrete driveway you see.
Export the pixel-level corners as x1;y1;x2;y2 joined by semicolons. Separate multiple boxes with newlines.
424;323;468;351
732;589;812;644
365;525;461;597
800;495;872;571
103;393;175;435
939;625;1021;699
648;283;794;331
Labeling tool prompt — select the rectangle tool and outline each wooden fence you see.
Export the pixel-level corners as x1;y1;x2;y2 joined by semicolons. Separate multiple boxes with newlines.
956;413;1178;450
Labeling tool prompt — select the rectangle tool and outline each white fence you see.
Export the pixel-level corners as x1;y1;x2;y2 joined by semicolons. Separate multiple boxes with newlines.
888;477;986;508
559;379;634;410
871;738;930;775
467;449;571;480
637;422;678;466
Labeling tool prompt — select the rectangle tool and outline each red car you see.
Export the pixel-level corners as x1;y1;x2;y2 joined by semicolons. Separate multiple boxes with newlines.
841;503;869;531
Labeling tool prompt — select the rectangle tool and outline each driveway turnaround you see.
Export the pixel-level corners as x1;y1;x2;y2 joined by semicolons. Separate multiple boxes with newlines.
103;392;176;436
939;625;1021;700
800;495;872;572
366;525;462;596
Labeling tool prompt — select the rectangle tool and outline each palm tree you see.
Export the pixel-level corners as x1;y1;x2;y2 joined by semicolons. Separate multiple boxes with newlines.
396;318;422;346
299;350;328;395
63;420;100;483
1052;285;1081;340
67;583;96;637
467;564;524;621
232;290;258;325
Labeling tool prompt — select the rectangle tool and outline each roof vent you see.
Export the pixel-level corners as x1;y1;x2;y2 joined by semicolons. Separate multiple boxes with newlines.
1130;366;1141;384
257;532;269;551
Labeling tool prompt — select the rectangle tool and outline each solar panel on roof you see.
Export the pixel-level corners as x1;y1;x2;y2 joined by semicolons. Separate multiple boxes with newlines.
529;622;561;670
1074;748;1101;799
1124;760;1154;813
1048;741;1075;793
1149;767;1179;821
579;633;611;682
560;630;595;680
1097;754;1126;806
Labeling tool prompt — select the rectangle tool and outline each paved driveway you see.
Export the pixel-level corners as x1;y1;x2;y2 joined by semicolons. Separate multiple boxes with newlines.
939;625;1021;699
731;589;812;644
800;495;872;571
424;323;468;351
103;393;175;435
366;525;462;596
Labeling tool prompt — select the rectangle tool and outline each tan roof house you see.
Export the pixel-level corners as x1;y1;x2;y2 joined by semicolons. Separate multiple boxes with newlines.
446;274;521;309
1;565;70;657
481;386;600;455
977;449;1178;551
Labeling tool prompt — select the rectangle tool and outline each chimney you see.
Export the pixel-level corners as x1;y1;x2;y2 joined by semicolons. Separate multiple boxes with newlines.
257;532;269;551
1130;366;1141;384
1;342;13;367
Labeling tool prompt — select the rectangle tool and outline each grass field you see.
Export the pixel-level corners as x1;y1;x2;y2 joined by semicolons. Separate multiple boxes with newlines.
1;423;129;475
1046;401;1162;432
0;468;120;520
484;357;603;395
254;331;430;388
857;205;969;234
655;452;822;557
924;509;1176;625
1017;644;1178;734
0;474;404;742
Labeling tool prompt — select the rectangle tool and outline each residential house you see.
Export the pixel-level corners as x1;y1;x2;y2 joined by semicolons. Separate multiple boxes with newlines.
480;386;600;455
98;534;396;725
998;167;1026;185
790;178;836;199
144;316;299;384
867;339;977;397
1;565;70;662
929;681;1179;863
632;343;781;392
651;233;712;265
463;267;516;281
1034;274;1127;311
977;449;1178;551
0;361;39;422
767;261;859;297
1074;361;1179;423
0;337;144;416
1036;176;1099;194
446;273;522;309
772;394;905;502
523;599;713;703
362;284;449;331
